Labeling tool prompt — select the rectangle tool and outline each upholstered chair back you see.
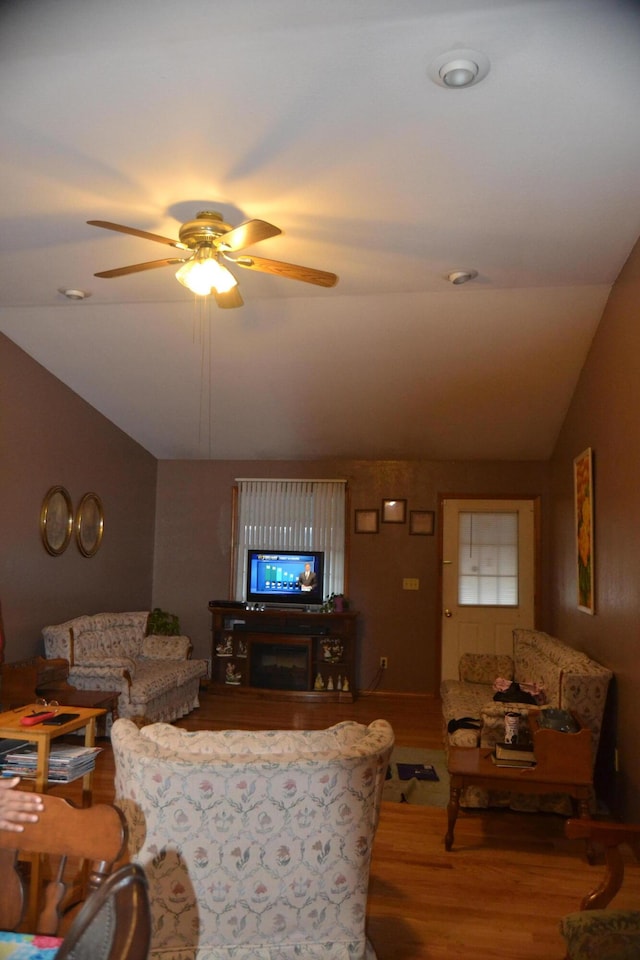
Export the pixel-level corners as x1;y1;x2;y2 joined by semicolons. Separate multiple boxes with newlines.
111;717;394;960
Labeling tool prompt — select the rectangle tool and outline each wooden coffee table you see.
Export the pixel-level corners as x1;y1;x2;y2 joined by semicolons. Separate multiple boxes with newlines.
445;713;595;853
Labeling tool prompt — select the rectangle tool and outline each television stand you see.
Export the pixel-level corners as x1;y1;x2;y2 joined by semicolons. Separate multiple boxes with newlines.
208;605;358;701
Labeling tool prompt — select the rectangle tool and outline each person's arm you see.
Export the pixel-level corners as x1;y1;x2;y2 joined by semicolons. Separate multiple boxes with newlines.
0;777;44;832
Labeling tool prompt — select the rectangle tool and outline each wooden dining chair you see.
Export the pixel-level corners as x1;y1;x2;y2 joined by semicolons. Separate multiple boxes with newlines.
561;818;640;960
55;863;151;960
0;793;127;935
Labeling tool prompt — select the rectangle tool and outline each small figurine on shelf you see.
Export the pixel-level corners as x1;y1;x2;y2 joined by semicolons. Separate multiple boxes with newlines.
336;675;342;691
216;636;233;657
327;675;334;691
321;639;344;663
314;672;325;691
225;662;242;685
237;639;248;658
343;677;350;692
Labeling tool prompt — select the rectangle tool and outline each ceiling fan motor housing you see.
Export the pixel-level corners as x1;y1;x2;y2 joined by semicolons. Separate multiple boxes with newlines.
178;211;234;249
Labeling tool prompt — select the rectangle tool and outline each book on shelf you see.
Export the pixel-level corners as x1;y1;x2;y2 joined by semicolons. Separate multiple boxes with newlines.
491;754;537;768
495;741;536;763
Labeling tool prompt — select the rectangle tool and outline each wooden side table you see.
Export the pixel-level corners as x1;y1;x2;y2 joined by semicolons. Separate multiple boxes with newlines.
0;703;107;927
55;689;120;737
445;745;593;851
0;702;105;798
0;656;71;710
445;713;594;854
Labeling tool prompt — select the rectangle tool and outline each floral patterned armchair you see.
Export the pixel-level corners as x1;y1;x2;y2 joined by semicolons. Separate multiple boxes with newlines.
111;717;394;960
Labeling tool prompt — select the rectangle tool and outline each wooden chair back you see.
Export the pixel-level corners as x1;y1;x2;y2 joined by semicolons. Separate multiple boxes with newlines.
56;864;151;960
565;818;640;910
0;793;127;934
562;819;640;959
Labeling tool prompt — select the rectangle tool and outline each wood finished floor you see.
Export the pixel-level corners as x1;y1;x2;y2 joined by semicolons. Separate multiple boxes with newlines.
68;689;640;960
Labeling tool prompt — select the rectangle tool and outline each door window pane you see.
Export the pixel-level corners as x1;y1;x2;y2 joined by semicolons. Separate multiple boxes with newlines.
458;512;518;606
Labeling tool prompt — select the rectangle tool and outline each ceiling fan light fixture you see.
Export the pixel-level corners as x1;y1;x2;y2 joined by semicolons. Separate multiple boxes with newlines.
175;245;238;296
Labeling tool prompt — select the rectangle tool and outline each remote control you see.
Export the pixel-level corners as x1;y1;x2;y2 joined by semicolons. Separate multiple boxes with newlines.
20;710;57;726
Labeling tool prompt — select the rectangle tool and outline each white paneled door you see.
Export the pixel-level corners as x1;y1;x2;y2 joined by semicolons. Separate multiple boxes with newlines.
440;498;537;681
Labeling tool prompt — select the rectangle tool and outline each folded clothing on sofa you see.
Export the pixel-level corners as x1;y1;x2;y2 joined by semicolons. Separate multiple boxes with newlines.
493;677;546;704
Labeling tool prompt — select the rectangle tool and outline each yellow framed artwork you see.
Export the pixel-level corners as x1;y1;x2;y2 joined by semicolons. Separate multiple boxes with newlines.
574;448;594;614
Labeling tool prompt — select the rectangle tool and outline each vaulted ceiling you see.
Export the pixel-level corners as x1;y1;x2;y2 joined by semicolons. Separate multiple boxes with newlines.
1;0;639;460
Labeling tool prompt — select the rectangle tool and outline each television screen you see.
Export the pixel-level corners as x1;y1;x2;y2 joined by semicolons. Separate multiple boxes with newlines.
246;550;325;607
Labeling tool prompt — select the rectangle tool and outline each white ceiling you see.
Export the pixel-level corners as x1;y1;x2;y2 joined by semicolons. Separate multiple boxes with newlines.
1;0;639;461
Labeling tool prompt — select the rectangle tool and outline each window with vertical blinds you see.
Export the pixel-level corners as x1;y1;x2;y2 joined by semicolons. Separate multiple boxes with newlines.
233;480;347;602
458;511;519;606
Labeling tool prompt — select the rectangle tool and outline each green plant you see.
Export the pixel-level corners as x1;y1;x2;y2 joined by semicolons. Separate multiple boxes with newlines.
321;593;349;613
146;607;181;636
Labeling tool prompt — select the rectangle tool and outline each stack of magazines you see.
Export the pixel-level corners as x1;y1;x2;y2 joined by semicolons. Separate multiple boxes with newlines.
1;742;102;782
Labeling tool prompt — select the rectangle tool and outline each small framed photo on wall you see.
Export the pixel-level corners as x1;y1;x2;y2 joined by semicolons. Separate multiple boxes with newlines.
382;499;407;524
354;509;379;534
409;510;435;536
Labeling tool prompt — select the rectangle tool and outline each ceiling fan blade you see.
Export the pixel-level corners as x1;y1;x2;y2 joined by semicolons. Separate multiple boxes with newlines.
214;219;281;252
94;258;185;278
215;287;244;309
229;254;338;288
87;220;188;250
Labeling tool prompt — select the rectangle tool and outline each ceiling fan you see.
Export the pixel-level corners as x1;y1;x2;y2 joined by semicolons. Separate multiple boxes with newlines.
87;211;339;308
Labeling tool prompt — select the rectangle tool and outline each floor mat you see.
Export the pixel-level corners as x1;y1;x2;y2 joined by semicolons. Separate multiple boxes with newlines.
382;747;450;807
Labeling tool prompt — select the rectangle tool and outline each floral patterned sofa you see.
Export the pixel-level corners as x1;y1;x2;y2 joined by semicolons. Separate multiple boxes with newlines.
42;612;208;726
440;628;612;810
111;717;394;960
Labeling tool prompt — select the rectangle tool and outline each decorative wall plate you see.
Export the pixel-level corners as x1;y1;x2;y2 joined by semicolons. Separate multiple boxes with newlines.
75;492;104;557
40;486;73;556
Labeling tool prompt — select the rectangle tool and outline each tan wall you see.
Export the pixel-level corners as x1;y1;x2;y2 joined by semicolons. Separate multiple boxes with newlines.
2;329;551;688
550;237;640;820
154;458;550;694
0;334;157;658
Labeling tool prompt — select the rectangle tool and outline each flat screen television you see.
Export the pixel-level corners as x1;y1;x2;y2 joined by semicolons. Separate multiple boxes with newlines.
245;549;325;607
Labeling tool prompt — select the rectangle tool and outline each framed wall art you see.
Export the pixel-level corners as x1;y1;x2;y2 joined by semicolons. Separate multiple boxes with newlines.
354;509;379;534
574;448;594;614
75;492;105;557
409;510;435;536
381;499;407;524
40;485;74;556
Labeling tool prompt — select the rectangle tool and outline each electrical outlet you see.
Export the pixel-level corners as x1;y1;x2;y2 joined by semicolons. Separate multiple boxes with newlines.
380;656;388;670
403;578;420;590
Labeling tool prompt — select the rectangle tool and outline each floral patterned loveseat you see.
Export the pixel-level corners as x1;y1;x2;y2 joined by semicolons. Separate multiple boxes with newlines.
111;716;394;960
440;628;612;810
42;611;208;726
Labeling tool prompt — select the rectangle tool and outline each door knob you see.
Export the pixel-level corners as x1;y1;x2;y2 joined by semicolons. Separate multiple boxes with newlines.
444;608;453;618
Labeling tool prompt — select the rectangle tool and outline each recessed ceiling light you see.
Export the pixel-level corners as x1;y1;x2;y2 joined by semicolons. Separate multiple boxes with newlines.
447;270;478;285
58;288;91;300
428;49;490;89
